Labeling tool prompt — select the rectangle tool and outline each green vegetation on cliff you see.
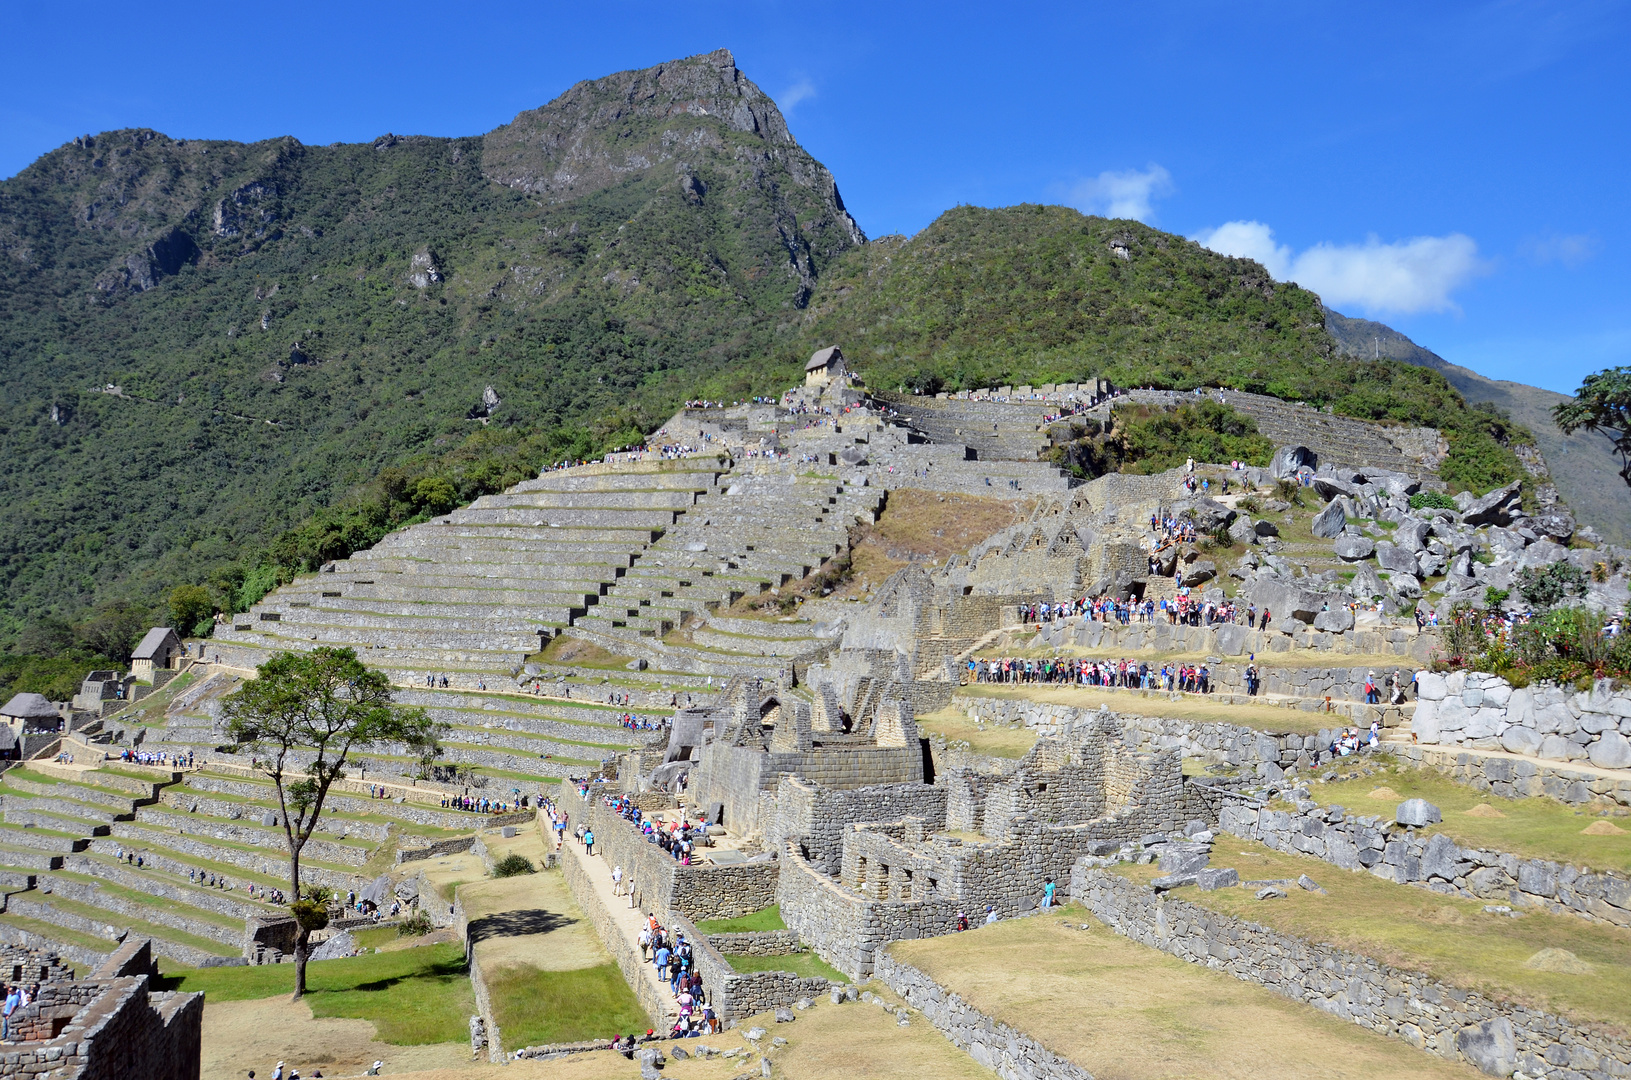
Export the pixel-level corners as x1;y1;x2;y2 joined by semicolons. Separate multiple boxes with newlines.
0;57;1528;653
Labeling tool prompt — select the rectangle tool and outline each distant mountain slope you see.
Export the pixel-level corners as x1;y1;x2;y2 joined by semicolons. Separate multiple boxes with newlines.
1324;308;1627;546
0;49;860;637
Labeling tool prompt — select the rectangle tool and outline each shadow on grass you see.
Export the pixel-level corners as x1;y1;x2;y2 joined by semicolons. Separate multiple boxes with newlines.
467;907;576;947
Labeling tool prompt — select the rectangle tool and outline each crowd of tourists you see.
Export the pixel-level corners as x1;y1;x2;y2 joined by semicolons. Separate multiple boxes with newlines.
0;979;41;1042
119;748;192;768
969;655;1216;693
1015;594;1249;628
617;713;666;732
438;793;522;814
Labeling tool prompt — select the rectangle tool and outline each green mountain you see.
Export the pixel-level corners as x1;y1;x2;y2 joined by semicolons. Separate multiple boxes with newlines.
1323;308;1628;547
0;49;860;639
0;49;1543;648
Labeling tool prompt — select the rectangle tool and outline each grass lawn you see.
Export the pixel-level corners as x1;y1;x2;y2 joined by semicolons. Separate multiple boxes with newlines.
534;635;637;671
959;683;1344;735
485;962;648;1045
724;952;846;983
890;907;1480;1080
158;942;474;1043
694;905;785;933
916;706;1039;758
1119;838;1631;1034
1306;763;1631;873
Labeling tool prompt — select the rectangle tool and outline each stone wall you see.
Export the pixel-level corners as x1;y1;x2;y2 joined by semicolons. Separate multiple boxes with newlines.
769;776;949;873
560;784;779;923
1413;672;1631;773
397;836;478;864
704;930;802;955
1072;867;1631;1079
1217;799;1631;927
1031;612;1434;663
1391;741;1631;809
668;914;826;1023
874;951;1094;1080
777;846;959;980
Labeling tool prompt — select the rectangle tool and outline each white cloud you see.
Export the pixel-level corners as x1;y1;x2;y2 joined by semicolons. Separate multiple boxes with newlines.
779;78;816;114
1193;220;1486;315
1068;164;1173;222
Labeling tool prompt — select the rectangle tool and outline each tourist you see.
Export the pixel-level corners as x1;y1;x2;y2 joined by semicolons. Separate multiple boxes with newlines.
1042;877;1056;909
956;910;969;931
612;864;624;895
984;905;998;925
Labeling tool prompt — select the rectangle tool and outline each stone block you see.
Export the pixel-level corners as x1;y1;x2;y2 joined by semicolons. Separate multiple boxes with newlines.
1196;867;1239;891
1396;798;1442;827
1455;1017;1516;1077
1588;731;1631;770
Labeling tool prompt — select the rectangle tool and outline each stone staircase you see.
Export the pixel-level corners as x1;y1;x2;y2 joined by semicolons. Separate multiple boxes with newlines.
0;762;490;968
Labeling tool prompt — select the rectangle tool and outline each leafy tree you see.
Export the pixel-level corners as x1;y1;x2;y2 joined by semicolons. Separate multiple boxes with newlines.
73;601;153;663
168;585;214;638
1553;365;1631;485
222;647;446;999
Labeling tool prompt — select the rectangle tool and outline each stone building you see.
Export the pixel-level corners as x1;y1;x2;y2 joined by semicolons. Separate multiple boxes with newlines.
803;345;847;389
131;627;183;681
0;692;62;741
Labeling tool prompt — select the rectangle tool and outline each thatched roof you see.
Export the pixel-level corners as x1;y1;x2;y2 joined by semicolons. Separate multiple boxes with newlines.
132;627;180;660
0;693;58;720
806;346;843;372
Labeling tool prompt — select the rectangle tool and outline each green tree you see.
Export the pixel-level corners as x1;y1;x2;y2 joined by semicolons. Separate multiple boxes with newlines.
222;647;446;1000
1554;365;1631;485
168;585;214;637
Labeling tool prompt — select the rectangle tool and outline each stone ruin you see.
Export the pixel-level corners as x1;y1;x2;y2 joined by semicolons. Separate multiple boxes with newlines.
0;938;200;1080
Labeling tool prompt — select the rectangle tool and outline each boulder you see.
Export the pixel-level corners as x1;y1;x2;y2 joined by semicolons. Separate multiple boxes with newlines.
1520;540;1569;570
1536;506;1576;543
1394;518;1431;553
1228;516;1258;544
1245;578;1325;624
308;930;356;962
1253;519;1280;538
1310;501;1346;539
1588;731;1631;770
1462;480;1523;527
1334;534;1375;561
1455;1017;1517;1077
774;1007;795;1023
1312;474;1359;501
1375;542;1421;577
1415;671;1447;700
1180;560;1216;587
1312;608;1354;633
1182;497;1236;531
1196;867;1239;890
1396;798;1443;827
1271;445;1317;479
1499;724;1543;756
1348;563;1387;600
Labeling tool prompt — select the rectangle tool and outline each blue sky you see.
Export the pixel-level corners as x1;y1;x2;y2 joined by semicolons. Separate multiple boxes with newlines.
3;1;1626;394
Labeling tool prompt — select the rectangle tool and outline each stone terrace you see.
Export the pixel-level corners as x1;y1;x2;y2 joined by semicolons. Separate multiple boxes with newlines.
0;762;480;967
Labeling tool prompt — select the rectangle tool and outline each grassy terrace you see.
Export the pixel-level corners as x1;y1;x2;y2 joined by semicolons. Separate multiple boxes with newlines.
695;905;786;933
889;907;1479;1080
44;869;250;928
160;944;475;1043
958;683;1346;735
916;707;1039;759
24;894;238;956
1305;764;1631;873
1117;838;1631;1034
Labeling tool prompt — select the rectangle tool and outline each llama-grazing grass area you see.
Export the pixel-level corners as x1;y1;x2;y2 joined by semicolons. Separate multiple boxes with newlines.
1306;763;1631;873
890;907;1485;1080
1118;838;1631;1034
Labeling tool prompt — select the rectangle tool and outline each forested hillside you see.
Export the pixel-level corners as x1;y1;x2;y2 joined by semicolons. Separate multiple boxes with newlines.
0;50;858;640
0;51;1536;655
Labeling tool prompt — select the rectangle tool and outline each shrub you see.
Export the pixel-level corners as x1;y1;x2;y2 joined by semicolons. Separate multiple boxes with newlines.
1516;562;1587;609
397;910;435;936
492;853;536;878
1408;491;1457;511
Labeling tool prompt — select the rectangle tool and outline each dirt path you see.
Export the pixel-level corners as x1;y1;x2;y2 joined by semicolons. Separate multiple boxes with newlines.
559;833;677;1020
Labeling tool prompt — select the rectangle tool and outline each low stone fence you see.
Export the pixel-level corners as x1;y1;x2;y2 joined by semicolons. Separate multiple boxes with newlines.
1072;867;1631;1079
704;930;802;956
953;693;1348;782
1390;741;1631;808
1217;799;1631;928
1027;614;1434;663
397;836;478;864
874;950;1093;1080
1413;672;1631;772
669;913;827;1023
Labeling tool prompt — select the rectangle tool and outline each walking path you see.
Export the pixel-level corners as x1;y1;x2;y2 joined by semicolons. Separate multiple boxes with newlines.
558;832;678;1025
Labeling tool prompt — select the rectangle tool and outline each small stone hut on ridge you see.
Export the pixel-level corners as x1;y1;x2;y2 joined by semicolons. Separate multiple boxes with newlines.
804;346;847;389
131;627;183;680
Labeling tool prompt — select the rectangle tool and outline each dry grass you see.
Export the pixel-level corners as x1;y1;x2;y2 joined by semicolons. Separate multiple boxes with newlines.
1119;838;1631;1034
738;986;998;1080
534;635;636;670
889;908;1483;1080
917;706;1039;759
843;489;1031;594
959;684;1341;735
1309;763;1631;874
